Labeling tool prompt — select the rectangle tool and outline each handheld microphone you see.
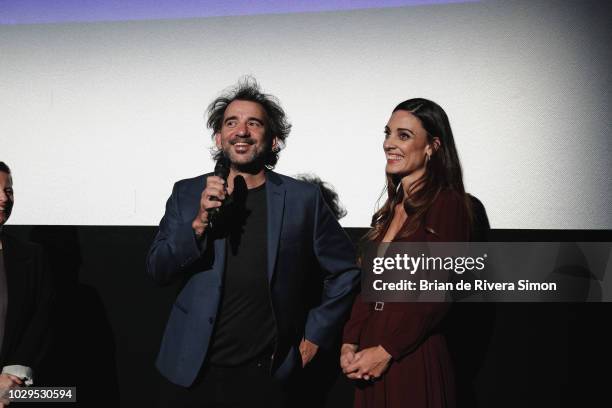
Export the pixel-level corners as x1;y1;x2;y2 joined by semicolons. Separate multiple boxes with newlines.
208;155;230;229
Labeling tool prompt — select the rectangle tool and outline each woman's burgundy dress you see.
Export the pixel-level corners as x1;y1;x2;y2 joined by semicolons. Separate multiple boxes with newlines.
343;190;469;408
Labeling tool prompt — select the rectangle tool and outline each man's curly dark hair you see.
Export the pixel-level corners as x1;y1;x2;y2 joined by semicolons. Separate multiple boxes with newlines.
207;77;291;169
0;161;11;174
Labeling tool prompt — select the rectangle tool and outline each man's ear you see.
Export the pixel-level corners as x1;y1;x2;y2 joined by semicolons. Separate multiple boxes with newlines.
215;133;222;149
271;137;279;152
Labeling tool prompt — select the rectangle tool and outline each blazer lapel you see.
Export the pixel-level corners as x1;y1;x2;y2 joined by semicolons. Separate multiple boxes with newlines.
213;237;226;286
265;171;285;282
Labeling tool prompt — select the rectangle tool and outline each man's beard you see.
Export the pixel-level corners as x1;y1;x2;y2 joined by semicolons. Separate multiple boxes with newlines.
222;139;270;174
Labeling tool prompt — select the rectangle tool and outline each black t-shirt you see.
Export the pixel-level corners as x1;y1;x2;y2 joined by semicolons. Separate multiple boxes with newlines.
207;180;276;366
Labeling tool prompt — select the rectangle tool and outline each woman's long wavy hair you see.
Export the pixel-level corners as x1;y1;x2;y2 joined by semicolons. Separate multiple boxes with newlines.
365;98;472;241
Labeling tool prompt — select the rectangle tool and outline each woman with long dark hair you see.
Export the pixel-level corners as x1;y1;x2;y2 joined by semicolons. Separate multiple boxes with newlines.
341;98;471;408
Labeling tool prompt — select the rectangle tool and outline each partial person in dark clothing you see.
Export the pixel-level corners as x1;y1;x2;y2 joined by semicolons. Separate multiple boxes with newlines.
28;225;120;407
468;194;490;242
341;99;472;408
147;79;360;408
0;162;53;406
442;194;493;408
292;174;348;408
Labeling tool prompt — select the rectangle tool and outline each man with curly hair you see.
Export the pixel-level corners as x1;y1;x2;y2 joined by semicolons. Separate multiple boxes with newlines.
147;79;359;407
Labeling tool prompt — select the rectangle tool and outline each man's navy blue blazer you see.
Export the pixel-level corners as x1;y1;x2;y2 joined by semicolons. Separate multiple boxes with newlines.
146;170;360;387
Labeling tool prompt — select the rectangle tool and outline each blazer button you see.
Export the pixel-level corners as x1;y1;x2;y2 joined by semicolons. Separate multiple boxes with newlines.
208;317;214;324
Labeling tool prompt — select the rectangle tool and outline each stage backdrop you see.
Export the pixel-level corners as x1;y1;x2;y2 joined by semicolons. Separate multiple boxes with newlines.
1;0;611;228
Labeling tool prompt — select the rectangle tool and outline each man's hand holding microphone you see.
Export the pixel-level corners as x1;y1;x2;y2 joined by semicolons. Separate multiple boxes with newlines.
192;157;231;238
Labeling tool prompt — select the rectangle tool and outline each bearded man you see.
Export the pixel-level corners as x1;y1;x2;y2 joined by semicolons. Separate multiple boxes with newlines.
147;79;359;407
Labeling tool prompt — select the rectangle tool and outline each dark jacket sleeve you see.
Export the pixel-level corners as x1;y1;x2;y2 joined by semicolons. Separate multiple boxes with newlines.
379;190;469;359
8;244;54;370
304;187;361;350
146;181;205;286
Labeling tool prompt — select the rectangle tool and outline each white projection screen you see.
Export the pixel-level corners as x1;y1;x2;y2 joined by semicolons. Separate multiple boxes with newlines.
1;0;611;229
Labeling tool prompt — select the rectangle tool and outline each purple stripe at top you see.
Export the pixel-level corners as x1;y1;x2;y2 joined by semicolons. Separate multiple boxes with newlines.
1;0;479;25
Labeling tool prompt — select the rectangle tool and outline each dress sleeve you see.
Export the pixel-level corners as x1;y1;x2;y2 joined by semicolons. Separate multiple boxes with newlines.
379;190;470;359
342;294;371;345
379;303;450;359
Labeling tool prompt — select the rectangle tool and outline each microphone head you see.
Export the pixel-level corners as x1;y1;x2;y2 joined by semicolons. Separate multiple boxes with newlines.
214;155;231;180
